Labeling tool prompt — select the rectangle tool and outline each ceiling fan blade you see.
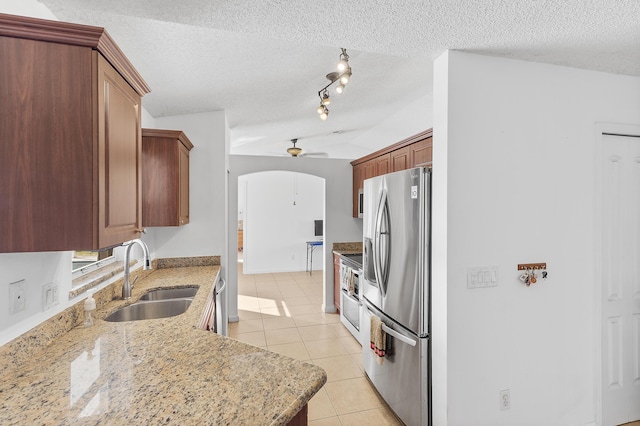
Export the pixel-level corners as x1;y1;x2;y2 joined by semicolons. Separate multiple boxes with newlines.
299;152;328;158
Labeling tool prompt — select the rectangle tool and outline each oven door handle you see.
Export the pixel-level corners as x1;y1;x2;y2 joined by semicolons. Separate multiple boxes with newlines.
380;323;417;347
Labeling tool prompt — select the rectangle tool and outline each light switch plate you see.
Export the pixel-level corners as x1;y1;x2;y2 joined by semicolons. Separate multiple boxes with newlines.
467;266;499;289
42;282;59;311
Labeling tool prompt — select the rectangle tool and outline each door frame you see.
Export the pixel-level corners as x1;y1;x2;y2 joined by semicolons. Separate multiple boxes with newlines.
594;122;640;426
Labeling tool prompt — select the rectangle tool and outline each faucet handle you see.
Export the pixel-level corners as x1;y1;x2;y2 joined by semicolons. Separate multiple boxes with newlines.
131;275;140;290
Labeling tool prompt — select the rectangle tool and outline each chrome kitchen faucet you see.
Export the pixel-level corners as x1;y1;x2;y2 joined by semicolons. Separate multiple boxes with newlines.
122;239;152;299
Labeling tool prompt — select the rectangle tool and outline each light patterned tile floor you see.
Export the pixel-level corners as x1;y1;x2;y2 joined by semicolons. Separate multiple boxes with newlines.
230;263;403;425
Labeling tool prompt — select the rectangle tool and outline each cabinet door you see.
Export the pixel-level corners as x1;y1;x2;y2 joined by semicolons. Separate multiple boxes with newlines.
178;143;190;225
97;53;142;247
142;129;193;227
334;254;341;311
142;138;177;226
0;37;94;252
410;136;433;167
391;146;410;172
375;153;390;175
363;160;376;180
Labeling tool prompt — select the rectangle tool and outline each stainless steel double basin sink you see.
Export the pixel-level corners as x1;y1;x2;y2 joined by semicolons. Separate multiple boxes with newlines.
105;286;199;322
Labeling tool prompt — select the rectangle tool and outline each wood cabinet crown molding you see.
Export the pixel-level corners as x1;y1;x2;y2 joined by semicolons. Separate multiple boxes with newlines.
142;128;194;150
0;13;150;96
350;128;433;166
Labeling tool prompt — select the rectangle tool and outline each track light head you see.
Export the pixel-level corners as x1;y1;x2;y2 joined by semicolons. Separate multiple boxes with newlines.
321;91;331;105
319;106;329;121
336;48;350;72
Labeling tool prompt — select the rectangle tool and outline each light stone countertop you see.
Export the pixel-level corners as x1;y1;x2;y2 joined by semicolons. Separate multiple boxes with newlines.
0;265;326;425
332;242;363;256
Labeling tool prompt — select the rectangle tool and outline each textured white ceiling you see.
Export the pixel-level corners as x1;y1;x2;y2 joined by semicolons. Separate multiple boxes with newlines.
37;0;640;158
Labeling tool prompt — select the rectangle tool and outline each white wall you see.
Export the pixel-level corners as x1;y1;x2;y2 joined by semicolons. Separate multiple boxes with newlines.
349;92;433;153
227;156;362;320
143;111;228;260
432;50;640;426
241;171;324;274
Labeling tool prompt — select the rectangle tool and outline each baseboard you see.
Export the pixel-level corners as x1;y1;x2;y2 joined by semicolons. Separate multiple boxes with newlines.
242;266;323;275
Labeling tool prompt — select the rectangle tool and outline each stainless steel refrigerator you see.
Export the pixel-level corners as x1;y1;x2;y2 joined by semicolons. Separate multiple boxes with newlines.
362;166;431;426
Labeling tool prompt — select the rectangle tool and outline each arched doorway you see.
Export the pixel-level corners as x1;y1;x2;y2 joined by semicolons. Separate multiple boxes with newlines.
226;155;362;326
238;171;324;275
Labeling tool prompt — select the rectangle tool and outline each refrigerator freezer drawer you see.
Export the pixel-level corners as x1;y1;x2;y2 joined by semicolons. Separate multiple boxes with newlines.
362;302;430;426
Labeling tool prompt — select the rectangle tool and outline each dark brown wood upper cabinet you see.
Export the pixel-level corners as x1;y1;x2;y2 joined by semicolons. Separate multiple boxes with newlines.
375;153;391;175
350;129;432;218
0;14;150;252
391;146;410;172
142;129;194;227
410;137;433;168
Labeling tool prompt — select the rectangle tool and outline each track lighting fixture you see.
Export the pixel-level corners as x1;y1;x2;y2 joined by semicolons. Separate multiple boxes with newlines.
315;48;352;120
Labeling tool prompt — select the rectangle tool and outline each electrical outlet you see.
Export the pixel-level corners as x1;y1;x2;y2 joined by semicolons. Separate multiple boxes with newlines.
9;279;26;314
499;389;510;410
42;282;59;311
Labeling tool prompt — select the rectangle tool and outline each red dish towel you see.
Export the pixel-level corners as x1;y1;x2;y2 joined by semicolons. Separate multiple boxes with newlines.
370;315;386;365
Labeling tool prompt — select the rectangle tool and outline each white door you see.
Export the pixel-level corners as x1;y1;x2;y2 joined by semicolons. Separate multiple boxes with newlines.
601;133;640;426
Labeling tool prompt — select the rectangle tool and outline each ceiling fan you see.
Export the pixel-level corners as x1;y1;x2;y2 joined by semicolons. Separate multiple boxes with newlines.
286;138;328;158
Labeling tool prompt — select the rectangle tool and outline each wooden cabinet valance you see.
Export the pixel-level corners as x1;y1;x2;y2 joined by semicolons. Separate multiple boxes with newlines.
350;129;432;218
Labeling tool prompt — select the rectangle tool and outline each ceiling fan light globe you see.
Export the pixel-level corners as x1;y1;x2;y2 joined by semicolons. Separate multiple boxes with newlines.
287;147;302;157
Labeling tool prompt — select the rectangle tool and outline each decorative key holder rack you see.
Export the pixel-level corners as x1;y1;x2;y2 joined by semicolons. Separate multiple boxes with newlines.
517;263;547;286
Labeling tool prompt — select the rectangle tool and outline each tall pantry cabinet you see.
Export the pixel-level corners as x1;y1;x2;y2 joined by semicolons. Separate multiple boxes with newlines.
0;14;150;252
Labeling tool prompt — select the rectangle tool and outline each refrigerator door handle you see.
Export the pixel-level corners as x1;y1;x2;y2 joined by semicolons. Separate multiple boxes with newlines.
374;189;390;297
381;323;417;347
